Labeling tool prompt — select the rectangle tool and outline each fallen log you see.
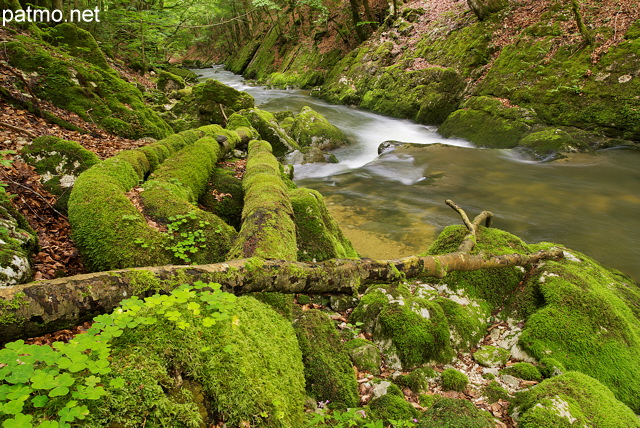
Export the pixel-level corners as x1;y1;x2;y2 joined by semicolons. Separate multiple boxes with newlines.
0;246;562;344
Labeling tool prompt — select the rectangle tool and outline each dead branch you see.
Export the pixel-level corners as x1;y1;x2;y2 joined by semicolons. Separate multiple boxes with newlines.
0;120;36;139
0;246;563;344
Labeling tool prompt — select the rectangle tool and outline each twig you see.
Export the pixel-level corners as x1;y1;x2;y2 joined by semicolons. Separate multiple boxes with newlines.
0;120;36;139
446;199;493;253
0;170;68;219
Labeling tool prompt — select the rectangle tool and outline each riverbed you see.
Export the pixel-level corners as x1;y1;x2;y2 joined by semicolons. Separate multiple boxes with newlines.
194;66;640;281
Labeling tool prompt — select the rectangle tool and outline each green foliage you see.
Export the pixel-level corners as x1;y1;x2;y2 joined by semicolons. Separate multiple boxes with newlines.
135;211;213;264
441;369;468;392
0;282;235;426
482;381;510;403
0;150;15;168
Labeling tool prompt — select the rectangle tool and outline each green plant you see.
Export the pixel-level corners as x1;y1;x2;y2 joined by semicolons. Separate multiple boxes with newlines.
134;211;212;263
306;406;417;427
164;212;211;263
0;282;235;426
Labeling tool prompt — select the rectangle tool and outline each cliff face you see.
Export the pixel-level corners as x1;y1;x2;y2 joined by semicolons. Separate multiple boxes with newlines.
226;0;640;155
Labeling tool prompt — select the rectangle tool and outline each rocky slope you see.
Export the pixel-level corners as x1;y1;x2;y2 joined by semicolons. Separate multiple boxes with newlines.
226;0;640;158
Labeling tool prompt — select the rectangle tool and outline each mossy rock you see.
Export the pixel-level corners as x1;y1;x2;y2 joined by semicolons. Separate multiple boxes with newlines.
519;128;590;159
44;23;109;70
441;368;468;392
517;244;640;412
171;79;255;131
293;308;359;408
87;295;306;427
21;136;100;212
289;188;358;262
477;33;640;140
165;66;199;84
438;96;537;149
501;362;542;381
290;106;350;151
0;187;37;286
368;393;419;424
344;338;382;375
512;372;640;427
473;345;510;368
482;381;510;403
393;367;436;393
424;225;530;313
157;70;186;93
350;283;453;370
237;109;299;158
418;396;496;427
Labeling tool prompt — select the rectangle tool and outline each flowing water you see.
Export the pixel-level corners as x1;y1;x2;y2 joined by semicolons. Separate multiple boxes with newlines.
194;66;640;281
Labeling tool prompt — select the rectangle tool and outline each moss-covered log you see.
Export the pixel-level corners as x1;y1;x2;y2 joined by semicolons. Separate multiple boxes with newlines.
0;244;562;344
227;140;298;260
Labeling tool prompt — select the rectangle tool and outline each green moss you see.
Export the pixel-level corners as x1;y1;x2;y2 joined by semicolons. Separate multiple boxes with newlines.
289;188;358;262
501;362;542;381
418;396;495;427
237;109;299;158
44;23;109;70
513;372;640;428
227;140;297;261
431;295;489;351
289;106;350;150
424;225;530;313
519;128;590;158
5;33;171;139
0;292;28;325
157;70;186;92
293;308;359;408
351;283;453;369
438;96;537;148
69;127;241;270
88;296;305;427
199;167;244;230
477;33;640;140
393;367;435;393
473;346;510;368
441;368;468;392
368;393;419;424
343;338;382;375
171;79;255;131
482;381;510;403
517;244;640;411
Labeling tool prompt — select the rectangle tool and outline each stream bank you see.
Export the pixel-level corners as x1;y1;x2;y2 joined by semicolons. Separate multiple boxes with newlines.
197;66;640;281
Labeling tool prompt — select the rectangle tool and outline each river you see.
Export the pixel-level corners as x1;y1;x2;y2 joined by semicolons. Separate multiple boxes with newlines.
194;66;640;281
